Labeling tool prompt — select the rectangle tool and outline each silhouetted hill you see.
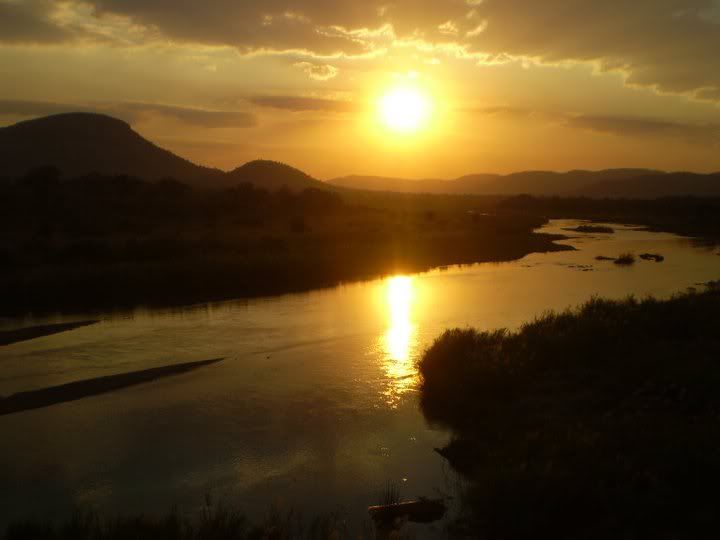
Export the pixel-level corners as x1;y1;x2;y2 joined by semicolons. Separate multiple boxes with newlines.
0;113;227;185
464;169;663;195
330;169;663;196
228;160;329;191
576;171;720;198
0;113;328;191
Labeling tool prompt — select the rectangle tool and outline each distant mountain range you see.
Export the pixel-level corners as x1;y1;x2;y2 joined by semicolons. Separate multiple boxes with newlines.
330;169;720;198
1;113;719;198
0;113;327;192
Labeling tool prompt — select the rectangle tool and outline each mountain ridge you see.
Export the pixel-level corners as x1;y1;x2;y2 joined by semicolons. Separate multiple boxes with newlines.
330;169;667;196
0;113;326;192
3;113;719;198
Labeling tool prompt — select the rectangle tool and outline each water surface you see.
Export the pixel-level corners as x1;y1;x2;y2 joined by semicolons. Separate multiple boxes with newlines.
1;220;719;532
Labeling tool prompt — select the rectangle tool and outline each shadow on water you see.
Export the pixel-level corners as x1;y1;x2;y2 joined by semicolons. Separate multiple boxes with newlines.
0;358;223;416
0;320;98;346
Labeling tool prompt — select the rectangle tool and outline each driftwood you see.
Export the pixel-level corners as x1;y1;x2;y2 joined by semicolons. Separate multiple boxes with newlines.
368;498;446;526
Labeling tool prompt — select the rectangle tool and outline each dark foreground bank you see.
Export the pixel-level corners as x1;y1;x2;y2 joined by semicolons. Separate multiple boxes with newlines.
2;503;366;540
420;285;720;539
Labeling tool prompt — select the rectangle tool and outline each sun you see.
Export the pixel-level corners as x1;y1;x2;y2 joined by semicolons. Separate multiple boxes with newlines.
378;85;433;134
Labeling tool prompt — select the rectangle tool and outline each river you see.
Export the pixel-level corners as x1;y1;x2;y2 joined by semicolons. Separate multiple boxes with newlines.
1;220;719;534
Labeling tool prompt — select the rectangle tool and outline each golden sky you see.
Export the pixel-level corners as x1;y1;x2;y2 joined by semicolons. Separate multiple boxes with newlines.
1;0;719;179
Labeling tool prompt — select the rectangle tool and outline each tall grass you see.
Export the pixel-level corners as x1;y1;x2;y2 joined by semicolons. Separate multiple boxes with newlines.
377;482;401;507
613;252;635;265
419;287;720;538
3;501;357;540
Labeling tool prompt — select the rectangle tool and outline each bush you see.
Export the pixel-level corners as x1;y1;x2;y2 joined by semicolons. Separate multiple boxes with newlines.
419;289;720;539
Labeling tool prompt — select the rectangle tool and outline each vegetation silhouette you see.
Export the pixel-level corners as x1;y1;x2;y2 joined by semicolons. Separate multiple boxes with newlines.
613;252;636;265
2;500;361;540
563;224;614;233
0;168;565;314
419;286;720;539
500;195;720;239
639;252;665;262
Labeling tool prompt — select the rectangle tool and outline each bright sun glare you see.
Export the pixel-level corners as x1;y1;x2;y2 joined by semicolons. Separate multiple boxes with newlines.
378;86;432;134
382;275;418;406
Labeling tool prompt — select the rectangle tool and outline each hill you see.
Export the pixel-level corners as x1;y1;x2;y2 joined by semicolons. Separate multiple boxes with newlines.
329;169;664;196
228;160;329;192
0;113;226;185
0;113;326;192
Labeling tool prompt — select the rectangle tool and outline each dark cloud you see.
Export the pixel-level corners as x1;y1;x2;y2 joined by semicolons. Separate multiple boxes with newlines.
567;114;720;145
80;0;470;56
0;100;256;129
461;0;720;100
119;103;256;128
3;1;720;103
249;96;358;113
472;103;720;145
0;0;73;44
87;0;720;101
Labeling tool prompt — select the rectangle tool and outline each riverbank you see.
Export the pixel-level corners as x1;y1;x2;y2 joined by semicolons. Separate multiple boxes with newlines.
500;195;720;243
419;286;720;538
1;209;567;315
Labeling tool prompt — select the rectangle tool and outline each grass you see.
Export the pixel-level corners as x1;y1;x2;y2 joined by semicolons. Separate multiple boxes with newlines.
378;482;401;507
564;225;615;234
3;501;363;540
0;171;570;315
613;252;635;265
639;252;665;262
419;287;720;539
1;226;566;315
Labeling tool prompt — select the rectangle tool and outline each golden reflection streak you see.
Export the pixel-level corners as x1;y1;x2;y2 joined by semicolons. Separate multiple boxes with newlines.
381;276;419;405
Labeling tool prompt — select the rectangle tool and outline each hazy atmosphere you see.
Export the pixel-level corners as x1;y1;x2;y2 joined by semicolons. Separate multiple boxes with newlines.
2;0;720;178
3;2;720;539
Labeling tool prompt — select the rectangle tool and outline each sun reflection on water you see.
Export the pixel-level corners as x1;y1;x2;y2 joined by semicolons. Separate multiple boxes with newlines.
381;275;420;406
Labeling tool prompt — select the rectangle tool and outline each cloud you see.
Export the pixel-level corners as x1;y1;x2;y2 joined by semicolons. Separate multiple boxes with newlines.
4;0;720;103
294;61;339;81
459;0;720;100
119;103;256;128
0;100;257;129
249;95;358;113
567;114;720;145
0;0;73;44
473;104;720;145
470;106;535;118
